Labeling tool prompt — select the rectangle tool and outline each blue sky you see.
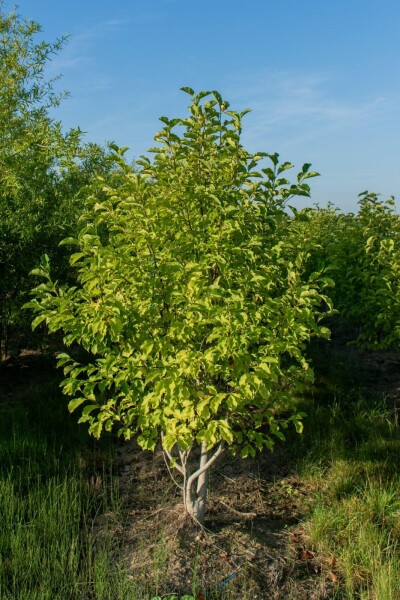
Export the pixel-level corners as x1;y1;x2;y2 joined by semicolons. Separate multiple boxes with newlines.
7;0;400;212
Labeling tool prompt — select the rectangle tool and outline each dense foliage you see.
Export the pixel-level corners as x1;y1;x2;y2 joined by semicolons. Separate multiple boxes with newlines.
301;193;400;348
0;8;109;356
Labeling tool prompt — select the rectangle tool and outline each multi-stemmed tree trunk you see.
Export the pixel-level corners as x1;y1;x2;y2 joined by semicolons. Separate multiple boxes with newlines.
162;438;224;525
187;442;223;525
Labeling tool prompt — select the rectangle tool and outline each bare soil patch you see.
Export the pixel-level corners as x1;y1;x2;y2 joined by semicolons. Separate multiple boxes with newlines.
114;439;338;599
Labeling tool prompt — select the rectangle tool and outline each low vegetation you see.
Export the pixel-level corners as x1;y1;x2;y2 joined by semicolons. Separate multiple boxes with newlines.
0;357;135;599
292;343;400;599
3;342;400;598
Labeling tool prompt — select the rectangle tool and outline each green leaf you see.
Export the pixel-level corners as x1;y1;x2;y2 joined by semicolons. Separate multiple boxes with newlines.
59;237;78;246
267;152;280;166
277;161;294;174
319;326;331;339
89;421;103;439
70;252;85;265
212;90;223;105
195;90;211;102
30;268;50;279
78;404;98;423
31;314;47;330
180;86;195;96
68;397;86;413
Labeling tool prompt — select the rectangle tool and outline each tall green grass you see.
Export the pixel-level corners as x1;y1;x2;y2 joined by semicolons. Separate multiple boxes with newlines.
290;345;400;599
0;369;244;599
0;371;138;599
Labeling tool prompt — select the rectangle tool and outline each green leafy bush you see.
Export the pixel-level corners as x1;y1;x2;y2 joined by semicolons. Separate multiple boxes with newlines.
302;193;400;348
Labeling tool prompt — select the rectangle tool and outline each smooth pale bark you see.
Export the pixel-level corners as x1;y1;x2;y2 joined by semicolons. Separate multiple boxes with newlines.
162;438;224;525
183;441;224;525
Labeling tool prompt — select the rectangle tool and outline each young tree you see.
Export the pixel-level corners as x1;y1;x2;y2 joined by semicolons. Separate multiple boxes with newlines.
27;88;332;523
0;6;109;356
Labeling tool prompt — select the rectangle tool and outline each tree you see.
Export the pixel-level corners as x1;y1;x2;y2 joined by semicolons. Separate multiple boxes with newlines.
0;6;109;357
27;88;332;523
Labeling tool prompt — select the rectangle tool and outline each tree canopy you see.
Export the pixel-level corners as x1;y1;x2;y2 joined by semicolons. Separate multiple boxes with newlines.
0;7;109;356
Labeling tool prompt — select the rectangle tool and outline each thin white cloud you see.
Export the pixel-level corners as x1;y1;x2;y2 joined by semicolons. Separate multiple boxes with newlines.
46;17;129;83
73;18;129;43
225;69;396;147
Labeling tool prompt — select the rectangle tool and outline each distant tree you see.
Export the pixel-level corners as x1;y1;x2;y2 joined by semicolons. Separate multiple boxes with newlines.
27;88;332;524
303;194;400;348
0;6;109;357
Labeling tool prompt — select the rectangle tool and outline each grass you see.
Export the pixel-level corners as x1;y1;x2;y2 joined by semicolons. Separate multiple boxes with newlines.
0;360;205;599
288;343;400;599
0;363;140;600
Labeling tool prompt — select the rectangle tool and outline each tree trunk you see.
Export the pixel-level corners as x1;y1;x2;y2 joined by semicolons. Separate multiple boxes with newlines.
182;441;224;525
184;442;208;524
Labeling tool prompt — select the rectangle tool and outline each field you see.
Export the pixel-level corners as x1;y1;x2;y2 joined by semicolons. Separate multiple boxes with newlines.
2;339;400;599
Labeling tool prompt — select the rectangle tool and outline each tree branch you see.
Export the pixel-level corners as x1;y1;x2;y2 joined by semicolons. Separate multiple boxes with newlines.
160;433;185;475
162;449;184;490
